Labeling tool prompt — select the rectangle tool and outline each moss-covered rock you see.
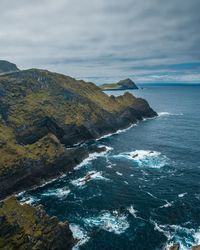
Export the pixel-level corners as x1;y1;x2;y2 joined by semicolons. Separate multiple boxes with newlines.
0;196;74;250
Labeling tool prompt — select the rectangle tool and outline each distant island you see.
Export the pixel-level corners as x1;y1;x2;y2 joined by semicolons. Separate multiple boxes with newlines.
0;60;19;74
100;78;138;91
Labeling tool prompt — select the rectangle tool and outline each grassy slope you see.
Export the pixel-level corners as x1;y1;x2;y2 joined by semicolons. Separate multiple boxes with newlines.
0;69;138;174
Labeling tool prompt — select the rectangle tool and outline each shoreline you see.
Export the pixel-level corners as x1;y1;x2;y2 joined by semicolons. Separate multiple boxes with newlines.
0;115;159;202
14;116;156;201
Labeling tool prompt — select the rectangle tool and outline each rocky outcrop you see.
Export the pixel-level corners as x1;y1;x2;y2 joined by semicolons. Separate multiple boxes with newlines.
0;196;74;250
0;60;19;74
100;78;138;90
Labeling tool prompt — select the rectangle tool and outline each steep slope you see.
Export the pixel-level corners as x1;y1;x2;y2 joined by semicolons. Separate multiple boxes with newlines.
100;78;138;90
0;60;19;74
0;68;157;198
0;196;74;250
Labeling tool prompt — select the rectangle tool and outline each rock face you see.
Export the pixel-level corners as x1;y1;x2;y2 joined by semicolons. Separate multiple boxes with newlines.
0;196;74;250
100;78;138;90
0;67;157;199
0;60;19;74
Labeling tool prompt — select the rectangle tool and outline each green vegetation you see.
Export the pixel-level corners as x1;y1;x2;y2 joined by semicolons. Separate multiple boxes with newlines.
0;68;152;183
0;197;73;249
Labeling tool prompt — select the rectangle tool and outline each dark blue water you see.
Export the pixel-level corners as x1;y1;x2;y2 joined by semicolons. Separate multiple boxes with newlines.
18;87;200;250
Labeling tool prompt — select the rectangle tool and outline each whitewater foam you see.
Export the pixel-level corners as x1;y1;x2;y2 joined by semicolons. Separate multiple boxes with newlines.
97;123;137;140
70;224;90;250
116;171;123;176
71;171;109;187
114;149;168;169
83;210;129;234
19;196;40;205
152;220;200;250
160;200;174;208
41;187;70;198
74;146;113;170
178;192;187;198
158;112;183;117
127;205;138;218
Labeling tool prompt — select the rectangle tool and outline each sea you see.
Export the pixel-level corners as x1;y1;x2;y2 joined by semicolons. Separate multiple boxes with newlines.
17;86;200;250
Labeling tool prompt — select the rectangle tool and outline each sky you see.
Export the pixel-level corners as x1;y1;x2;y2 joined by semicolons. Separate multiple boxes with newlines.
0;0;200;84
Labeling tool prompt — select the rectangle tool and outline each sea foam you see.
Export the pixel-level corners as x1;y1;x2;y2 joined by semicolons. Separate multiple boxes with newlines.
74;145;113;170
114;149;168;169
71;171;109;187
70;224;90;250
152;220;200;250
83;210;129;234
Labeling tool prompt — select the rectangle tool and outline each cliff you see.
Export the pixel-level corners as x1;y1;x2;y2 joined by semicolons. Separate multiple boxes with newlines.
0;196;74;250
0;68;157;199
100;78;138;90
0;60;19;74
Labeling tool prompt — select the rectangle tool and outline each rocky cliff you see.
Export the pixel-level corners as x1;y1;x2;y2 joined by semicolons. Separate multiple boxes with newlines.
0;68;157;199
0;196;74;250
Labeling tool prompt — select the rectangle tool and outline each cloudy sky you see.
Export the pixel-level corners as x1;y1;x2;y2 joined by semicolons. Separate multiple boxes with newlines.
0;0;200;84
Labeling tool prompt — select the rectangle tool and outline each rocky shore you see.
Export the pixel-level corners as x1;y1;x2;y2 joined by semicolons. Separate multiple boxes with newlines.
0;196;74;249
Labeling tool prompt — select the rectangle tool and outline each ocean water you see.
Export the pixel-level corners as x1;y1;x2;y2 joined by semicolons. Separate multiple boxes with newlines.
17;86;200;250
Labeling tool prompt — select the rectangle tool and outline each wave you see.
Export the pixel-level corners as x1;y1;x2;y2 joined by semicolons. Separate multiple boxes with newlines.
83;210;129;235
71;171;109;187
97;123;137;140
158;112;184;117
152;221;200;250
127;205;138;218
75;146;113;170
178;192;187;198
19;196;40;205
70;224;90;250
159;200;174;208
41;187;70;199
113;150;168;169
146;191;159;200
116;171;123;176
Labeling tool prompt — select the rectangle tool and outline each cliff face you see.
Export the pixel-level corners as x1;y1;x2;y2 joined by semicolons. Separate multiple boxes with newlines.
0;60;19;74
100;78;138;90
0;68;157;199
0;196;74;250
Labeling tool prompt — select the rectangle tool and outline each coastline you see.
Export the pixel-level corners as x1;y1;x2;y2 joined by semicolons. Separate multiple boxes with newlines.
0;115;156;202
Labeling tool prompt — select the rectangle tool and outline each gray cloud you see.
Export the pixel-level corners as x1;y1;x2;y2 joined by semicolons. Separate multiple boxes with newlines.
0;0;200;83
